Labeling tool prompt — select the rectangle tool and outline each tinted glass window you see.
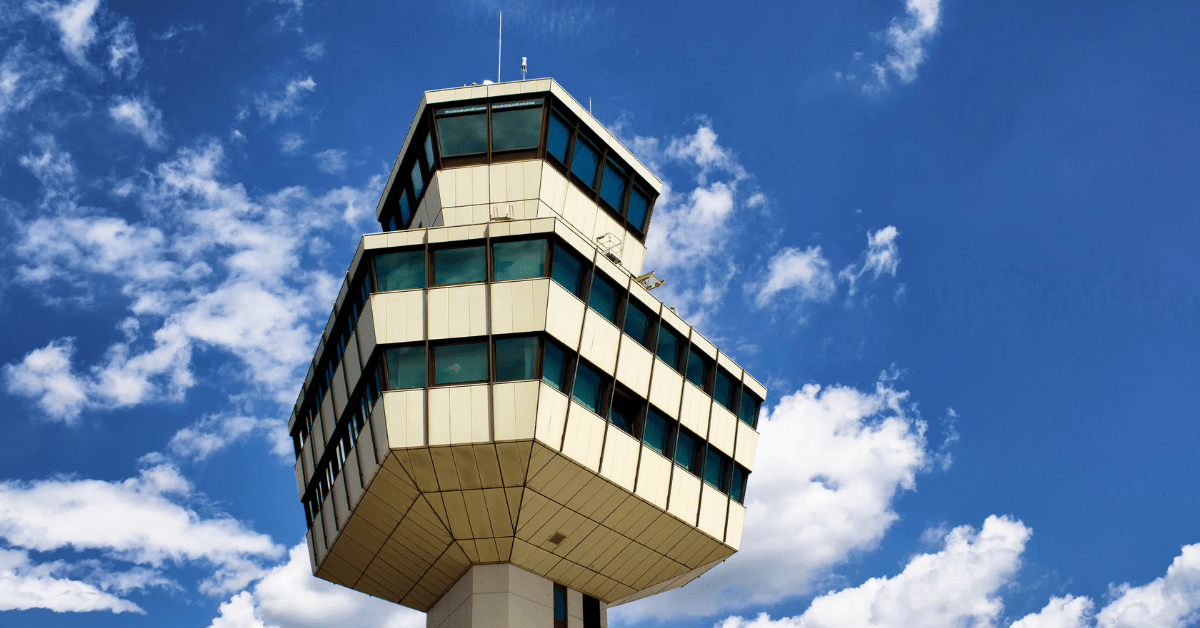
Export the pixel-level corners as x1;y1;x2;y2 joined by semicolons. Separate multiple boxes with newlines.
554;587;567;622
713;369;737;412
572;361;605;414
493;239;547;281
375;250;425;291
627;188;650;233
570;137;600;188
551;243;588;298
495;336;538;381
385;345;425;389
623;301;653;348
730;465;748;503
599;161;627;210
399;192;412;227
674;429;701;474
424;134;435;168
609;389;641;436
588;273;622;324
542;340;571;392
411;162;424;200
436;108;488;156
491;102;542;151
432;246;486;285
433;342;488;384
704;448;728;491
547;113;571;162
738;389;760;427
686;346;711;390
643;407;673;457
656;325;684;371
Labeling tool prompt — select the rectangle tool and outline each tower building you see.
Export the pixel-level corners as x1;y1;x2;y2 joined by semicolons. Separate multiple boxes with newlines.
288;79;766;628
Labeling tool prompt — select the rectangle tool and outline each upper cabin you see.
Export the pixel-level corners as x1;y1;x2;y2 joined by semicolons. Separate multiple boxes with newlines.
374;79;662;277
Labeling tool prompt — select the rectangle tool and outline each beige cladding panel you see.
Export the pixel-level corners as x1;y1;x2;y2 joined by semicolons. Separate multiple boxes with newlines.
666;467;701;525
489;160;543;204
343;330;362;391
742;372;767;401
678;384;711;439
428;285;488;340
598;425;639;492
578;311;620;374
383;389;426;449
331;363;348;418
647;360;684;419
725;501;746;550
492;381;539;441
302;439;315;485
561;403;605;471
310;413;325;462
429;384;491;445
707;405;737;457
734;421;759;471
545;281;585;348
320;395;336;443
333;473;351;530
534;384;569;450
634;447;671;509
294;457;306;498
491;279;550;335
716;353;743;380
614;340;653;399
372;290;425;344
697;485;728;540
689;332;717;360
539;162;569;215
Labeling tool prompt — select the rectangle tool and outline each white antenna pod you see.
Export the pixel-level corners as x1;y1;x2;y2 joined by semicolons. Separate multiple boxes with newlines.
521;56;527;80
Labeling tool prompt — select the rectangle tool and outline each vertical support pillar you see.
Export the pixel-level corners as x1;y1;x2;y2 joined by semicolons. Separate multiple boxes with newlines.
426;563;607;628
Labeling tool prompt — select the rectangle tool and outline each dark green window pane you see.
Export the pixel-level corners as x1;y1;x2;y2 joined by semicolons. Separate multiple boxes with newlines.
494;336;538;381
588;274;621;324
572;362;605;414
599;161;627;210
738;390;760;427
551;243;587;298
643;407;671;456
704;448;727;491
656;326;683;371
730;465;748;503
623;302;652;348
491;107;542;151
570;137;599;188
375;250;425;291
675;430;700;474
433;246;486;285
411;163;424;200
547;114;570;162
385;345;425;389
542;341;570;391
609;391;640;436
627;189;650;233
433;342;488;384
424;134;435;168
713;370;736;412
437;113;487;156
686;346;710;390
399;192;412;227
493;239;547;281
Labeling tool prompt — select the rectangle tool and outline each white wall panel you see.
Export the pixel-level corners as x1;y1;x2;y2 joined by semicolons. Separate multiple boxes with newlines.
428;285;488;340
578;311;620;374
561;402;604;471
634;446;671;509
667;467;701;525
493;381;540;441
599;425;640;492
697;484;728;540
708;405;737;457
545;281;585;348
535;384;569;450
735;421;759;471
725;502;746;550
615;340;653;398
383;389;426;449
648;360;684;419
679;383;711;439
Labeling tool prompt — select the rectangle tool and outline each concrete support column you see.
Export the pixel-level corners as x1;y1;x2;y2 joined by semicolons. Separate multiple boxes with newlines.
426;563;607;628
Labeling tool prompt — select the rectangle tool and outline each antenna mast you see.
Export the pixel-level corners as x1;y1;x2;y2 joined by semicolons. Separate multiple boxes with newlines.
497;12;502;83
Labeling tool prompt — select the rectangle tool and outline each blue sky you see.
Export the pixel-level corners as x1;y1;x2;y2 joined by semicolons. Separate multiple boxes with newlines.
1;0;1198;626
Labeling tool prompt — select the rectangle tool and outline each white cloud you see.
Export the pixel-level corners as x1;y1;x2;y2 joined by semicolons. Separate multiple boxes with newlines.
0;465;284;597
313;148;346;173
755;246;836;307
714;515;1030;628
839;225;901;296
1012;596;1094;628
302;41;325;60
0;45;66;127
616;374;932;620
1093;543;1200;628
110;95;167;148
2;337;90;422
107;17;140;77
18;133;75;193
865;0;942;93
255;76;316;122
208;544;425;628
278;132;305;154
29;0;102;65
169;413;291;461
0;548;143;614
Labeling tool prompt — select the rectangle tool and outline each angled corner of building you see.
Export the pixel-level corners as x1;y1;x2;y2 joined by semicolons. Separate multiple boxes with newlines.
286;78;768;628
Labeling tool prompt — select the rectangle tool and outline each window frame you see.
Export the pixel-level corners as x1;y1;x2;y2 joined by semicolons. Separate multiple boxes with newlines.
490;236;550;283
571;358;612;417
430;338;491;386
608;383;645;438
492;333;543;383
429;243;488;287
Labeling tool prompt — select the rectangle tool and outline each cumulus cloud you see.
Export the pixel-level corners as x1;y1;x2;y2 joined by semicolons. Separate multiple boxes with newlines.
754;246;836;307
616;374;932;620
255;76;316;122
0;548;143;614
29;0;102;65
313;148;346;173
1012;596;1094;628
169;413;291;461
278;132;305;154
110;95;167;148
208;544;425;628
1093;543;1200;628
0;465;283;600
839;225;901;296
5;139;381;421
714;515;1030;628
865;0;942;93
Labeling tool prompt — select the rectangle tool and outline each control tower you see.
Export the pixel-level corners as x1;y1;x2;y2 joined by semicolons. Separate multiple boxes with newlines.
288;79;766;628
